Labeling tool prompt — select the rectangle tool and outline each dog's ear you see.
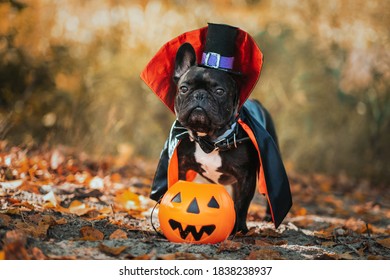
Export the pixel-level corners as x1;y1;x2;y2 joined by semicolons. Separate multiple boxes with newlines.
174;43;196;83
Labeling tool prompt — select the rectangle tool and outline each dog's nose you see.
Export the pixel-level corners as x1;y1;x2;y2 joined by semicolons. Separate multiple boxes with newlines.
194;91;205;101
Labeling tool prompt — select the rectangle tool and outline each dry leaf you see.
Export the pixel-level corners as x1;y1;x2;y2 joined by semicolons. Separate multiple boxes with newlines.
89;176;104;190
5;229;27;244
0;213;11;227
111;173;122;183
80;226;104;241
376;238;390;249
115;189;140;210
75;171;92;185
3;230;30;260
14;219;50;238
68;200;93;216
31;247;47;260
0;179;24;190
247;249;284;260
217;240;242;252
293;206;307;216
50;149;64;170
339;252;354;260
368;255;385;260
99;243;127;256
0;251;4;260
159;252;201;260
4;241;30;260
129;250;156;260
321;241;337;247
259;228;282;238
109;229;128;240
315;253;338;260
314;226;336;240
255;239;274;246
43;190;60;207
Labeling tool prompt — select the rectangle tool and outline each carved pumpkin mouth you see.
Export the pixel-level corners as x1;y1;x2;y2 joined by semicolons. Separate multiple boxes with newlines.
168;219;216;241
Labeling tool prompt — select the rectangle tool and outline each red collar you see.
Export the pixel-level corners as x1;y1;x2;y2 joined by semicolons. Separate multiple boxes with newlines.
140;26;263;113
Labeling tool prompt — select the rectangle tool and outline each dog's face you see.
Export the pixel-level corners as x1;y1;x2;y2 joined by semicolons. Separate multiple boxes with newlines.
173;43;239;138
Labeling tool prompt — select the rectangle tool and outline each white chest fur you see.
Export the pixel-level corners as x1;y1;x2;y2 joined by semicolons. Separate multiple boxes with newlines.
194;143;223;183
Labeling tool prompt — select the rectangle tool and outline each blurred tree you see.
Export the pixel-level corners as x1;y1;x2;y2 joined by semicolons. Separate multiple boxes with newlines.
0;0;388;184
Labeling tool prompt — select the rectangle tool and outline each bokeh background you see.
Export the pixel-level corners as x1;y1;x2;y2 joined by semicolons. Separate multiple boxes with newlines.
0;0;389;185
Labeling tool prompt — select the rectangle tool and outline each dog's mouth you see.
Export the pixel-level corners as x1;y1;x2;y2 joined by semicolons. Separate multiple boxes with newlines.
168;219;216;241
189;107;208;121
184;107;211;132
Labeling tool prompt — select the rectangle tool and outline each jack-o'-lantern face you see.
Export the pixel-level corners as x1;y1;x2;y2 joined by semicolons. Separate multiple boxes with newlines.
158;181;236;244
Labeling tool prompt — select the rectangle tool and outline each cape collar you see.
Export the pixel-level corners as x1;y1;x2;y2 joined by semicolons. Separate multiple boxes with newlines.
140;25;263;113
189;122;250;154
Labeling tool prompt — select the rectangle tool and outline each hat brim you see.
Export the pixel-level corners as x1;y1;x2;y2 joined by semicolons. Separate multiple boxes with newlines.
140;26;263;113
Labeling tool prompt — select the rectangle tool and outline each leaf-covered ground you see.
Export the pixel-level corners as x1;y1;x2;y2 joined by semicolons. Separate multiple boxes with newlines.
0;147;389;260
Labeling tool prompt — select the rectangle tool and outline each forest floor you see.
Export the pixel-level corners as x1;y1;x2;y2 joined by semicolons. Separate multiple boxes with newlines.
0;147;389;260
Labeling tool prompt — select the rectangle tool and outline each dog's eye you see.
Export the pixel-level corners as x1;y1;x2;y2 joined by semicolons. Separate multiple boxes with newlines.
215;88;225;96
180;86;188;94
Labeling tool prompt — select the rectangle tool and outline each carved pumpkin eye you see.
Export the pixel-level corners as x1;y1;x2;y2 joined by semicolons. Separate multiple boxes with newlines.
186;198;200;214
171;192;182;203
207;196;220;209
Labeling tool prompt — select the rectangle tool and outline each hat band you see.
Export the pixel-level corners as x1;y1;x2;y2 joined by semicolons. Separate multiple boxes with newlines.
201;52;234;70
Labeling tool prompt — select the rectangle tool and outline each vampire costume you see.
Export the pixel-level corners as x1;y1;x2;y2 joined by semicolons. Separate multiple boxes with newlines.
140;23;292;228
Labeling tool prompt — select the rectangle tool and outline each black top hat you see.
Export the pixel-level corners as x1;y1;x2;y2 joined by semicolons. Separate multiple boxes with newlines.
200;23;239;74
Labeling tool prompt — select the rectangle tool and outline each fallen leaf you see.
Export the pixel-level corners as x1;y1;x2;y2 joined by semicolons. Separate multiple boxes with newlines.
244;227;259;237
368;255;385;260
50;149;64;170
66;174;75;182
321;241;337;247
273;240;288;246
4;241;30;260
293;206;307;216
89;176;104;190
4;229;27;243
111;173;122;183
68;200;93;216
31;247;47;260
0;213;11;226
314;226;336;240
339;252;354;260
247;249;284;260
217;240;242;252
314;253;338;260
255;239;274;246
259;228;282;238
75;171;92;185
376;238;390;249
14;219;50;238
0;179;24;190
99;243;127;256
3;230;30;260
99;206;113;214
43;190;60;207
128;250;156;260
80;226;104;241
159;252;202;260
115;189;140;210
0;208;22;215
109;229;128;240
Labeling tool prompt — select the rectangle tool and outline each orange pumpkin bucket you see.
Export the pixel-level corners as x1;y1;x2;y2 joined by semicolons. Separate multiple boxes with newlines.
158;180;236;244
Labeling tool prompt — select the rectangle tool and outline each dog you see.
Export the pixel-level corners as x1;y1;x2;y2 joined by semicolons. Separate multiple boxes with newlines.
171;43;279;233
142;23;292;235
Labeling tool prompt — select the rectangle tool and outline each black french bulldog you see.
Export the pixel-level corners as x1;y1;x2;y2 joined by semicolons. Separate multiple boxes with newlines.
172;43;278;233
